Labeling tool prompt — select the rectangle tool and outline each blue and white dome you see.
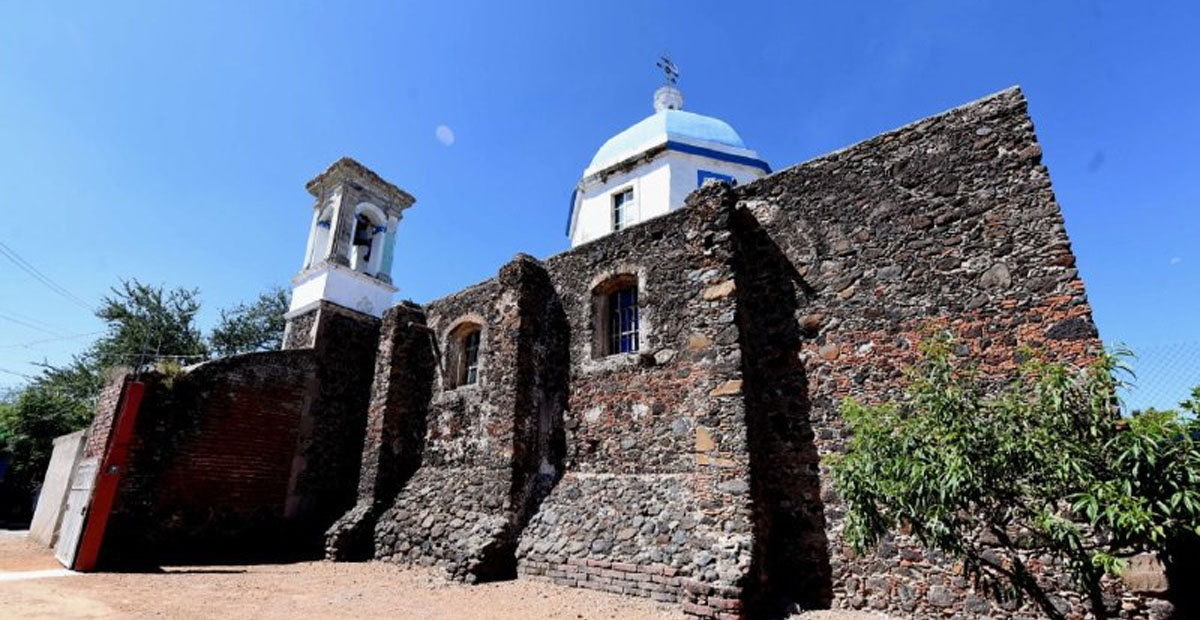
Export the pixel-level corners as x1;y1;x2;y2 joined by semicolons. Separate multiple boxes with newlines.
585;109;754;174
568;83;770;248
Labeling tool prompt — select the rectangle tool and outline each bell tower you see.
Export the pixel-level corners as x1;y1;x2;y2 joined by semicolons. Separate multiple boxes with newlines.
283;157;414;348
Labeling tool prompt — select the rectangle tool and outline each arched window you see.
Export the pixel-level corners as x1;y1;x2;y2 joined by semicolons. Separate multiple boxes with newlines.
445;322;482;389
306;205;334;268
592;275;639;357
349;203;387;276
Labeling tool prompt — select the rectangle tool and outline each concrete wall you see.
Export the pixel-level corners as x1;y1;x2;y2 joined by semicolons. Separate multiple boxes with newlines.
27;430;86;547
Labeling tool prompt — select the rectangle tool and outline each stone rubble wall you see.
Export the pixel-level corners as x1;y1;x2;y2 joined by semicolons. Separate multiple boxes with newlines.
517;194;756;618
357;255;569;582
330;87;1174;619
285;301;381;542
325;302;435;561
717;87;1167;619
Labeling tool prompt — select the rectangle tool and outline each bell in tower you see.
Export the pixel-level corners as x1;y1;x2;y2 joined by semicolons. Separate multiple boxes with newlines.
282;157;415;349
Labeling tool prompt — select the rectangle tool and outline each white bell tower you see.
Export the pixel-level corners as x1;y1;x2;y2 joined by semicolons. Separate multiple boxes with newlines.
286;157;414;322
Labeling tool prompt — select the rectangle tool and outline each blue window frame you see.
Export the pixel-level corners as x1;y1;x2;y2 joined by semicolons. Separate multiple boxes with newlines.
608;286;639;354
697;170;735;188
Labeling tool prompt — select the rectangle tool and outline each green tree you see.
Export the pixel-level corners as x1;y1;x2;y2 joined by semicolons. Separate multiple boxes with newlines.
0;279;209;520
208;286;289;356
831;334;1200;620
0;382;92;519
92;279;208;369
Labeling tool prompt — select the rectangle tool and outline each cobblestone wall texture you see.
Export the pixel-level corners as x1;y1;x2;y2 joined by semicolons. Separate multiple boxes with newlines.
711;87;1167;619
329;87;1174;619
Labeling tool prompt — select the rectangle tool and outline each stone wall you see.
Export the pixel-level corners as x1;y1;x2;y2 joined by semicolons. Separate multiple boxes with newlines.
711;87;1163;618
326;302;435;561
516;194;756;618
285;300;381;542
331;87;1171;618
339;255;569;582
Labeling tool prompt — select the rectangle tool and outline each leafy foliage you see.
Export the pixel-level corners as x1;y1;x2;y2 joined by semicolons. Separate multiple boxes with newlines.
0;280;288;522
830;333;1200;619
92;279;208;369
208;286;289;357
0;382;92;520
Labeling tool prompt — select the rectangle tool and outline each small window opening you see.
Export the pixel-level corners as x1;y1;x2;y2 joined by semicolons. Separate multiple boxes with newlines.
351;213;374;272
697;170;735;188
446;323;482;389
592;275;640;358
608;286;639;354
612;188;633;232
460;329;481;386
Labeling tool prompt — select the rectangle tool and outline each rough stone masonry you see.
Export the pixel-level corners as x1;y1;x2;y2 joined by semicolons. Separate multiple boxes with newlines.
82;87;1177;618
320;87;1170;618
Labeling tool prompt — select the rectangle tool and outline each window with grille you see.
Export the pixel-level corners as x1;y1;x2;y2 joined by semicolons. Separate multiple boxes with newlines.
460;329;480;385
607;286;639;355
591;274;641;359
612;188;633;232
446;323;482;389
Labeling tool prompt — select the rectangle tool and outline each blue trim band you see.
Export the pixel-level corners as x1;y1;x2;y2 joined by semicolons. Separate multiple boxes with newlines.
565;188;578;236
697;170;736;187
665;140;771;173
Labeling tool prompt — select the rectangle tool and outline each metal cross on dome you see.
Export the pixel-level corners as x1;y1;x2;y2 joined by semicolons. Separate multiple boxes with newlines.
656;55;679;86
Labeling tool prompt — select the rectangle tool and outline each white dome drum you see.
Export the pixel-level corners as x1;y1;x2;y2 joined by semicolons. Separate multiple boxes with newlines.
568;83;769;248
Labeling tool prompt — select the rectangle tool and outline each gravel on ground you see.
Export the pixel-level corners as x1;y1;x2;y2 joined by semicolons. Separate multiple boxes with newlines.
0;530;895;620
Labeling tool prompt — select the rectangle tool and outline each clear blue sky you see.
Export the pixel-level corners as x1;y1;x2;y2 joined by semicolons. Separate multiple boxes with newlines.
1;2;1197;408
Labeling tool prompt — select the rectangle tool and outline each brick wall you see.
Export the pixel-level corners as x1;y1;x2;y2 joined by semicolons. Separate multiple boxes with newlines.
102;350;318;561
82;368;132;460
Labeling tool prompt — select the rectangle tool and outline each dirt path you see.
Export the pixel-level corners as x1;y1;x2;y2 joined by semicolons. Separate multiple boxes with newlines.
0;530;893;620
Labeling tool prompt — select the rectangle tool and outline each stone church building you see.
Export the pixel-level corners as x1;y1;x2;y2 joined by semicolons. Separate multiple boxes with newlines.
66;82;1173;618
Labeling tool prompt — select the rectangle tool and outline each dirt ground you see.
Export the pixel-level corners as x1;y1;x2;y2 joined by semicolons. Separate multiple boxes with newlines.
0;530;893;620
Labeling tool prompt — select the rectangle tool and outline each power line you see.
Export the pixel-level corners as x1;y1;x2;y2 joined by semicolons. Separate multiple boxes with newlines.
0;330;104;350
0;310;67;337
0;366;36;381
0;241;95;312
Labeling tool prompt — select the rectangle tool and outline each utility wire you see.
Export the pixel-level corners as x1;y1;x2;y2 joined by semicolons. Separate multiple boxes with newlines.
0;330;104;350
0;307;70;336
0;310;65;337
0;241;95;312
0;366;37;381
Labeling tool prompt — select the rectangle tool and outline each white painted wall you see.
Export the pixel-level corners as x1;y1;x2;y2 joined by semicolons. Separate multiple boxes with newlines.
572;159;670;247
289;263;397;318
569;149;766;248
